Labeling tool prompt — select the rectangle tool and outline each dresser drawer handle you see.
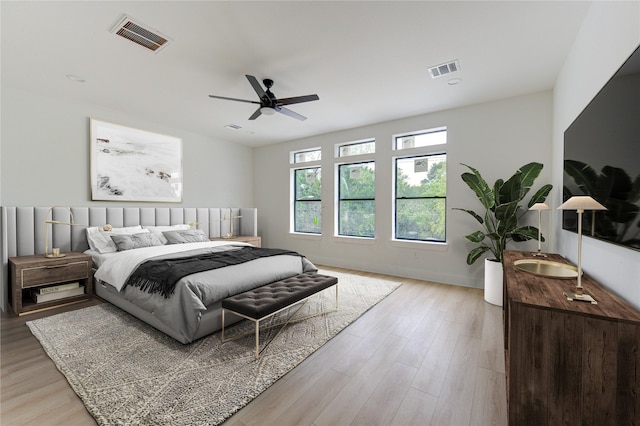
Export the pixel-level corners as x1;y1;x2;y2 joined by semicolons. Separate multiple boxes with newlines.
45;264;69;269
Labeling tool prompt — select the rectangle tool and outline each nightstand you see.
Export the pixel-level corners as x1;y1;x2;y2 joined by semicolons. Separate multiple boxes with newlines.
210;235;261;247
9;252;93;315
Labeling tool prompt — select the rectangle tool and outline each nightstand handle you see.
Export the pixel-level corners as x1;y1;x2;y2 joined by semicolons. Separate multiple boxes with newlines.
46;264;68;269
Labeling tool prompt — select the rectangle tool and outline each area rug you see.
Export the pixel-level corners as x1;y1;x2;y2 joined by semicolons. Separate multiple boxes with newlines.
27;269;402;425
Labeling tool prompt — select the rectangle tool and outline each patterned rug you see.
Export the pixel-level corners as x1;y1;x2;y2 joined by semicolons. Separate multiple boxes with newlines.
27;269;402;425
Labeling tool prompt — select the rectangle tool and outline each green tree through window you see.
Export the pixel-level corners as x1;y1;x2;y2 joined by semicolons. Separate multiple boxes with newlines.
294;167;321;233
339;162;375;237
395;154;446;241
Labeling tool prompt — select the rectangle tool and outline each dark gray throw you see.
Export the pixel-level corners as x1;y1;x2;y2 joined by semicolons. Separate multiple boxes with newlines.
126;247;303;298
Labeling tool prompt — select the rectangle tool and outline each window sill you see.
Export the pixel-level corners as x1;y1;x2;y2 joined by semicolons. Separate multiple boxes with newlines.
331;235;376;245
390;239;448;251
289;232;322;240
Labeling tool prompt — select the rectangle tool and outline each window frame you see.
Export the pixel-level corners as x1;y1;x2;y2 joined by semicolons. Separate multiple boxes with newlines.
336;138;375;158
393;127;447;151
291;147;321;164
292;166;322;235
392;127;447;244
336;160;376;238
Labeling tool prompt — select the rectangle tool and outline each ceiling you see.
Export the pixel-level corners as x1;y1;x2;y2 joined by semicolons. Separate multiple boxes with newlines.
1;1;591;147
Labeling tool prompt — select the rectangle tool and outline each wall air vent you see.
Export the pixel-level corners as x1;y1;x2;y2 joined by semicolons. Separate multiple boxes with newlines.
110;15;172;53
428;60;460;79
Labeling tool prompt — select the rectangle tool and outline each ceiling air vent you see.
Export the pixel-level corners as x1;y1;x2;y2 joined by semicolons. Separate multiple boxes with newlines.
110;15;172;53
428;60;460;79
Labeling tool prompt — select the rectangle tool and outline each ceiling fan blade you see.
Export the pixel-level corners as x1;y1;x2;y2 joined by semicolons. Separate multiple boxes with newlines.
277;94;319;106
276;106;307;121
209;95;260;104
245;75;267;99
248;107;262;120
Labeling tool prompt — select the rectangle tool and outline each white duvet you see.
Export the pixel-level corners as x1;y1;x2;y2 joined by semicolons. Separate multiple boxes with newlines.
94;240;252;291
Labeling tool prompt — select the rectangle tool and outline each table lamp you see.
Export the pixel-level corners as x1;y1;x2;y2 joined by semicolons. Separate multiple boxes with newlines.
44;207;82;257
529;202;551;257
557;196;607;304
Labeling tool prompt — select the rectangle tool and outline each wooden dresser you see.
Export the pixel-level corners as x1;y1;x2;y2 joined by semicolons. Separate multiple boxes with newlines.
503;250;640;425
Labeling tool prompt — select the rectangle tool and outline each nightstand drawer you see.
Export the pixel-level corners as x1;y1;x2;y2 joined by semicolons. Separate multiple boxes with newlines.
20;261;89;288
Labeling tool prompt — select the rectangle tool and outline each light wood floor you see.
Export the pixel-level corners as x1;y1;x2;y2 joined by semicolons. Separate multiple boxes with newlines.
1;266;507;426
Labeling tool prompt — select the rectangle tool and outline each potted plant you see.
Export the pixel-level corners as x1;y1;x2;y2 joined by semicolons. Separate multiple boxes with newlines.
454;162;552;305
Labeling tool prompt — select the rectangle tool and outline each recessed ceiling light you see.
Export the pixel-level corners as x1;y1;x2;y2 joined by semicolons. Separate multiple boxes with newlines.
448;78;462;85
65;74;85;83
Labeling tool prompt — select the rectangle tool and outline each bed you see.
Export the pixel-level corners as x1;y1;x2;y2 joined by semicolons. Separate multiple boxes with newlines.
1;206;315;343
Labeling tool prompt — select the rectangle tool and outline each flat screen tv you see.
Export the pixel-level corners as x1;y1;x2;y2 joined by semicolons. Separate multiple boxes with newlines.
563;44;640;251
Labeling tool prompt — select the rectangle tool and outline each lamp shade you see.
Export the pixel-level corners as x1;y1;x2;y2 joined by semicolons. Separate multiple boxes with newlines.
529;202;551;211
260;106;276;115
557;196;607;212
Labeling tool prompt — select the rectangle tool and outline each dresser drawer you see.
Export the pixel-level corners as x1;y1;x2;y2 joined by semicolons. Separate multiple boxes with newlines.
20;261;89;288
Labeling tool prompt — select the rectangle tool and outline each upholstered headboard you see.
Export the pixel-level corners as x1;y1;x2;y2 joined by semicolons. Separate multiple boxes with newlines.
0;206;257;312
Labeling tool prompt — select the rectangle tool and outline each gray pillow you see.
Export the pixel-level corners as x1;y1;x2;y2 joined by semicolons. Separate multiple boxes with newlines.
110;232;165;251
163;229;209;244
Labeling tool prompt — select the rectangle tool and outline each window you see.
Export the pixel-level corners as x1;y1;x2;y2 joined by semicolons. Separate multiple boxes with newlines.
338;162;375;237
338;139;375;157
293;167;322;234
395;153;446;242
395;128;446;150
292;148;321;164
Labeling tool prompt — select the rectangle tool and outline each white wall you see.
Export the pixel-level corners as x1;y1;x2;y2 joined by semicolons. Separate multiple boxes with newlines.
254;91;553;289
1;87;254;207
553;1;640;309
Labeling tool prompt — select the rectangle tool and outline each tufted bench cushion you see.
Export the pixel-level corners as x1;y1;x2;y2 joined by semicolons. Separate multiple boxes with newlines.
221;271;339;358
222;272;338;320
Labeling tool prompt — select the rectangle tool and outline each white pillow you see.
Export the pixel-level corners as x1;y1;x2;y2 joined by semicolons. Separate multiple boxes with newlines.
143;224;192;244
86;225;148;254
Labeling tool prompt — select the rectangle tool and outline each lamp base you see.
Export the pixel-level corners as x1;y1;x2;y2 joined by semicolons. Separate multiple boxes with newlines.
45;254;66;258
531;251;548;257
563;291;597;305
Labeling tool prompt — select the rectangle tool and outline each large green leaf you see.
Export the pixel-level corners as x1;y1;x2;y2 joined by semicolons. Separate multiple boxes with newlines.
497;214;518;235
512;225;539;242
527;184;553;208
495;200;519;222
493;179;504;207
461;165;495;210
467;246;492;265
451;207;484;224
465;230;486;243
516;162;543;199
499;172;523;205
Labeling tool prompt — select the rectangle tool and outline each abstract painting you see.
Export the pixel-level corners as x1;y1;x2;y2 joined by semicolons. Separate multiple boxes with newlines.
90;119;182;202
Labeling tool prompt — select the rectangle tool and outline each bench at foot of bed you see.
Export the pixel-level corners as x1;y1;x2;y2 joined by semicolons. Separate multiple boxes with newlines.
221;272;338;359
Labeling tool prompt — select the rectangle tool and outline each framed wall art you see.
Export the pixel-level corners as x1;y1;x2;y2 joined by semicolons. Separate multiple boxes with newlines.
90;118;183;202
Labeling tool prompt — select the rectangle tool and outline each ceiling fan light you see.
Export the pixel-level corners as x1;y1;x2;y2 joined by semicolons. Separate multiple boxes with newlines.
260;106;276;115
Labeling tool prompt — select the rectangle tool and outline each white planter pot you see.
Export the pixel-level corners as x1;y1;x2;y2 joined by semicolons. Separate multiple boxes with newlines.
484;258;503;306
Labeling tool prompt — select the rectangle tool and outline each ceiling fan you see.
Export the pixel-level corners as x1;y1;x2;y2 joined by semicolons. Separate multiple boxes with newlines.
209;75;319;121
